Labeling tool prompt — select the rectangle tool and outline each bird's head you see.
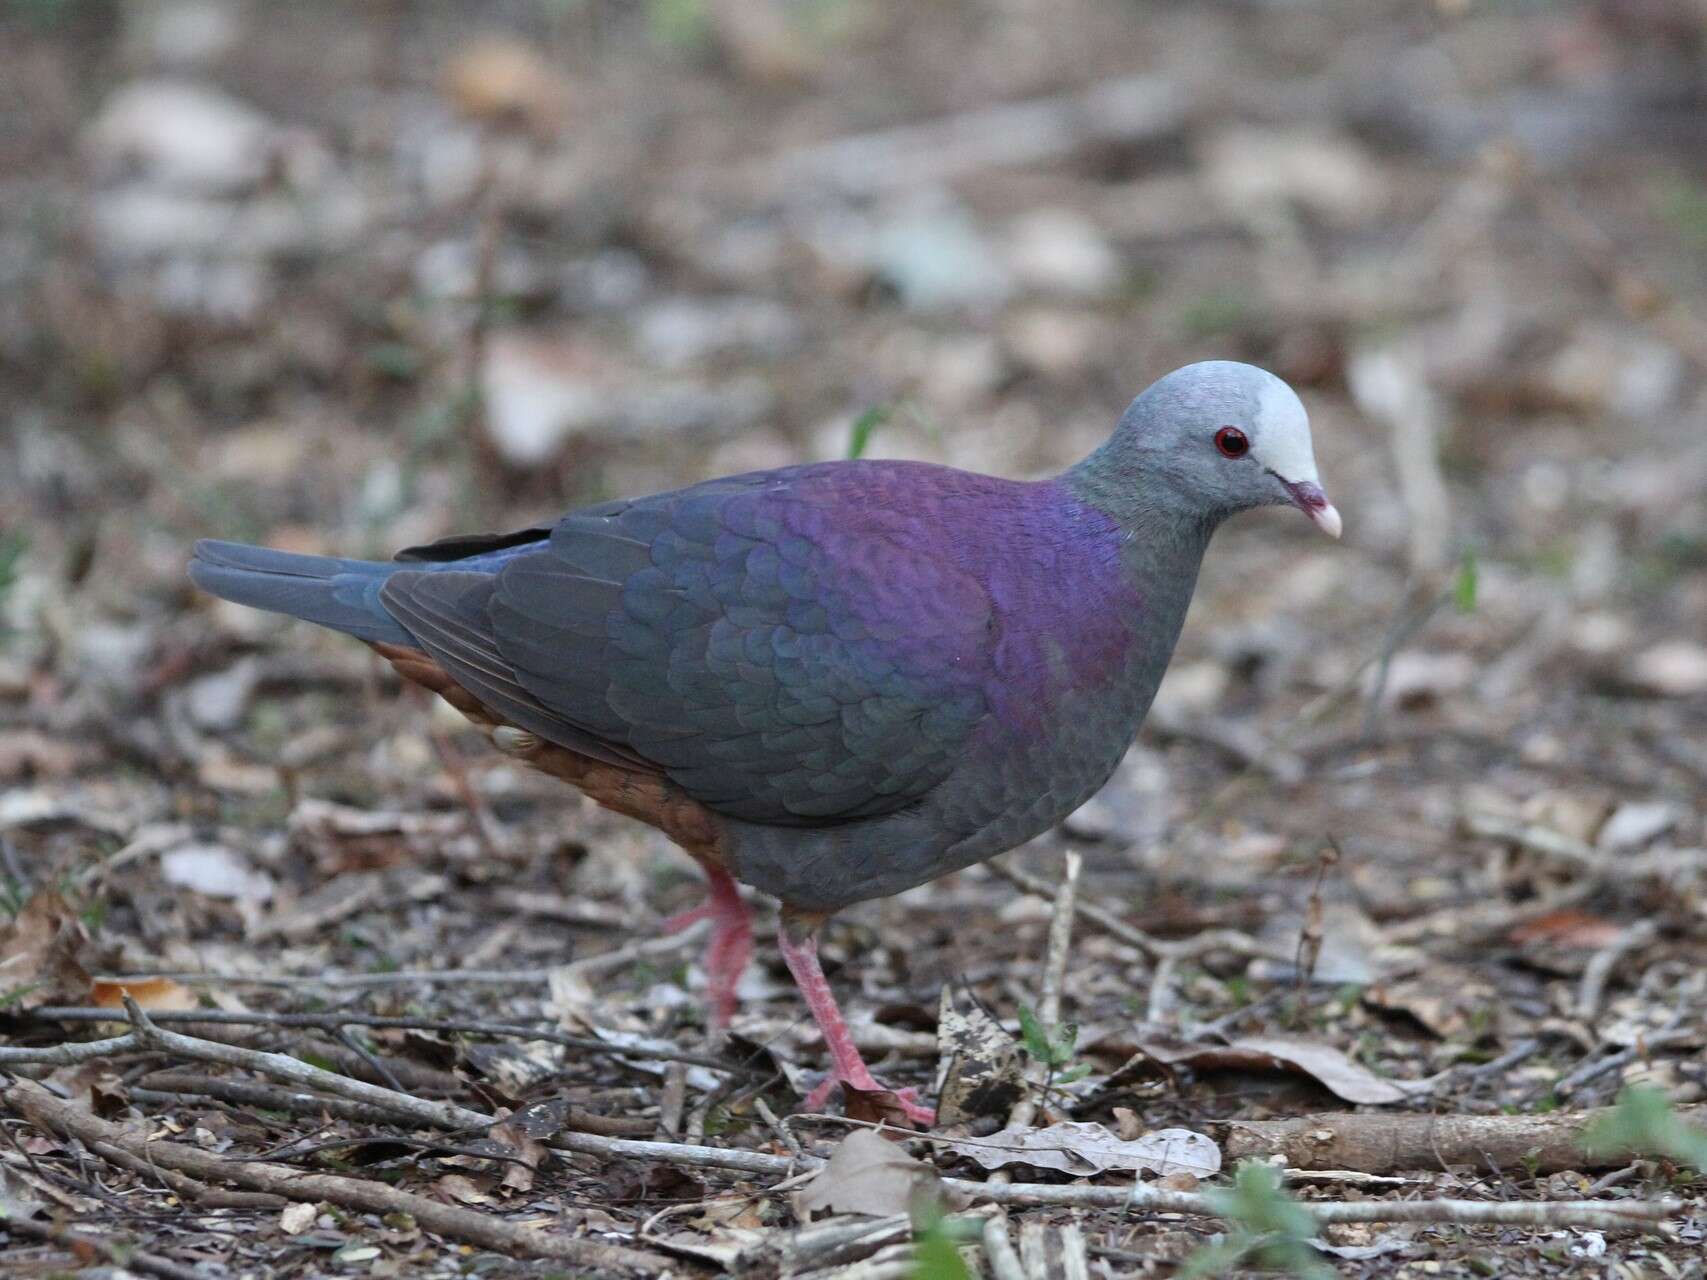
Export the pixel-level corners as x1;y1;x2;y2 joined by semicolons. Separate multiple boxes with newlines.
1084;360;1342;539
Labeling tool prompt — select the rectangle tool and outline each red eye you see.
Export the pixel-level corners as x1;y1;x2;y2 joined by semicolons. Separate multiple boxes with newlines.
1214;426;1249;459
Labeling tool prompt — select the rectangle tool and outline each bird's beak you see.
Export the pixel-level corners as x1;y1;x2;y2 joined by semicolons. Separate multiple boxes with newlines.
1279;478;1343;539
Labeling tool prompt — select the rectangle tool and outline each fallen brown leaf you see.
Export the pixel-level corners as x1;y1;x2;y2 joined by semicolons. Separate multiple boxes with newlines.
793;1129;941;1219
1128;1033;1413;1105
90;976;199;1012
0;890;93;1010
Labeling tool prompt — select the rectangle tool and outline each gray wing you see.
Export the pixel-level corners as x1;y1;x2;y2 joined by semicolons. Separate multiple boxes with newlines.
380;477;993;826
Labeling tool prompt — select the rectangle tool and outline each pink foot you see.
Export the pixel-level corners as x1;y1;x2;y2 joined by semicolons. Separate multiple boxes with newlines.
662;865;753;1031
778;916;935;1129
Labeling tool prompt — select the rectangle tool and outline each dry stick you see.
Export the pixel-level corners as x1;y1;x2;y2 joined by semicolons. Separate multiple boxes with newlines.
131;1076;399;1127
0;1214;204;1280
4;1081;669;1273
109;968;568;988
1021;1220;1090;1280
111;998;491;1131
33;1002;752;1076
1554;1027;1699;1102
81;1133;285;1210
1577;920;1660;1022
991;850;1082;1189
1459;811;1607;874
1221;1104;1707;1176
0;1034;138;1067
986;859;1291;966
22;1005;1684;1234
981;1212;1028;1280
763;72;1184;196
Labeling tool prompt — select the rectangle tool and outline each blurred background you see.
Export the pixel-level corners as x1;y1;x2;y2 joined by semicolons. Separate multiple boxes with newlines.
2;0;1706;1097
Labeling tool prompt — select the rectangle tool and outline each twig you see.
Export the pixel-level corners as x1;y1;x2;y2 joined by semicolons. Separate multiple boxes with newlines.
1222;1103;1707;1175
1553;1027;1698;1101
334;1025;407;1093
1292;839;1339;1015
0;1215;205;1280
1347;349;1452;577
1577;920;1660;1022
763;73;1184;195
1021;1220;1090;1280
0;1034;140;1066
993;850;1081;1188
981;1212;1027;1280
31;1003;753;1076
1145;954;1179;1027
78;1133;285;1209
112;997;491;1132
5;1080;670;1271
17;1010;1684;1237
1037;850;1080;1033
130;1076;399;1126
658;1061;687;1138
1460;811;1607;874
554;922;710;980
92;967;566;988
738;1213;917;1273
986;859;1289;965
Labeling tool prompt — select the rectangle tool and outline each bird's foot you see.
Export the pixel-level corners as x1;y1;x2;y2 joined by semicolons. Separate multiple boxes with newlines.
660;901;714;934
660;864;754;1032
801;1074;936;1128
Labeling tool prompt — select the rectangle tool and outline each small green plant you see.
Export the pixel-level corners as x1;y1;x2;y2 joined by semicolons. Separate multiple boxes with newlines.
1017;1003;1091;1088
909;1202;975;1280
1180;1161;1330;1280
1454;546;1478;613
1175;289;1253;340
647;0;711;50
1652;174;1707;252
1582;1084;1707;1172
0;529;26;649
845;405;889;460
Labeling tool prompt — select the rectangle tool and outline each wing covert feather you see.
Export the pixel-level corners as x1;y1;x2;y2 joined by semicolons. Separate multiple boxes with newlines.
487;473;994;825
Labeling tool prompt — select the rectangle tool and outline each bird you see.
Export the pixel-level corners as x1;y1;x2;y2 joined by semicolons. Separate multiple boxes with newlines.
189;359;1339;1128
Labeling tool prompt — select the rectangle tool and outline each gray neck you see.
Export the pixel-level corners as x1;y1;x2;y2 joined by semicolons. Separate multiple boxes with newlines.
1061;447;1217;718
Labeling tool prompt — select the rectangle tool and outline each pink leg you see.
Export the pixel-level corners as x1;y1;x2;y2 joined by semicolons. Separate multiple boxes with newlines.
661;864;753;1031
777;915;935;1128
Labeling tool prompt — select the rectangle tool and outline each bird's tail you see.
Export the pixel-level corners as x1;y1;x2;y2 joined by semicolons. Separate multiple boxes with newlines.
188;540;415;647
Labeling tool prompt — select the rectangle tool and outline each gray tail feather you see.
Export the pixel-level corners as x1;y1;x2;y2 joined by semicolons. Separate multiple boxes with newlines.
188;540;415;647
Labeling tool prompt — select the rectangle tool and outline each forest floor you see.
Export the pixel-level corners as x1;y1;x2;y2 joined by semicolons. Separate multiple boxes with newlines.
2;1;1706;1275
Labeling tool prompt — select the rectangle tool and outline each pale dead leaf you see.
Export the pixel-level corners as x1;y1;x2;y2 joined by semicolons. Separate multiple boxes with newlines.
1229;1034;1412;1104
0;730;86;782
1128;1033;1413;1105
435;1173;495;1206
1112;1106;1144;1141
946;1122;1220;1178
1628;640;1707;696
792;1129;942;1219
278;1201;317;1234
0;1165;46;1223
90;975;199;1012
1364;965;1500;1039
933;988;1026;1126
161;842;275;902
0;890;93;1009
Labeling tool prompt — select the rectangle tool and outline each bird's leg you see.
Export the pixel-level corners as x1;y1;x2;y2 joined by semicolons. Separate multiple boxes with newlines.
776;911;936;1128
661;863;753;1031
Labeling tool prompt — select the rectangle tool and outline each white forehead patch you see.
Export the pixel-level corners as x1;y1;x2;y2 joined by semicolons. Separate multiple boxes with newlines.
1252;374;1318;484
